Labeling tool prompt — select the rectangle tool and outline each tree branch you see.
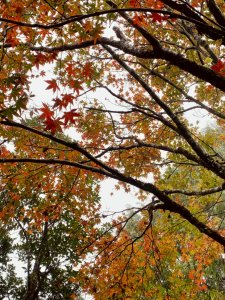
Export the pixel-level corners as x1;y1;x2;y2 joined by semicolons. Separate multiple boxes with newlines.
206;0;225;27
164;185;225;196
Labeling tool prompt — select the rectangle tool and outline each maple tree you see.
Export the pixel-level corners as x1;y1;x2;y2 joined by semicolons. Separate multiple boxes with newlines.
0;120;100;299
80;129;225;299
1;0;225;298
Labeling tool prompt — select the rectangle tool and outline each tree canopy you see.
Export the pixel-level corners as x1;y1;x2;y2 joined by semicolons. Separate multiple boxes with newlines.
1;0;225;298
0;122;100;299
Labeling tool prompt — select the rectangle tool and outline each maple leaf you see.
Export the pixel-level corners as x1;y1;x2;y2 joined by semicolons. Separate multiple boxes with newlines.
63;109;80;125
39;70;46;77
39;103;54;119
43;117;62;134
133;15;147;27
83;63;92;79
66;63;75;76
188;270;195;280
211;60;225;73
53;94;75;110
52;98;64;110
47;52;58;63
5;35;20;47
61;93;75;107
146;0;164;9
129;0;140;7
83;21;93;33
150;13;168;23
34;53;48;69
45;79;59;93
69;80;83;95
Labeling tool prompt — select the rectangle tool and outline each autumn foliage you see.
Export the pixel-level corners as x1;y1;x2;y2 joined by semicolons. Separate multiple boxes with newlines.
1;0;225;298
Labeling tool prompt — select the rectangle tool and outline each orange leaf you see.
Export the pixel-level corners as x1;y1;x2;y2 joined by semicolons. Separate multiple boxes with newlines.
188;270;195;280
129;0;140;7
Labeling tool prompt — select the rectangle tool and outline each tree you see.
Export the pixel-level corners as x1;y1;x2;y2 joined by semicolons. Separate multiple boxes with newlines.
0;119;101;299
1;0;225;297
80;127;225;299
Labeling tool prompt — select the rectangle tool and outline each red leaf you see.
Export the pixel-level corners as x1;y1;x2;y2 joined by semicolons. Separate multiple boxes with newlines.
66;63;75;76
45;79;59;93
5;36;20;47
61;93;75;107
63;109;80;125
211;60;225;73
83;62;92;79
52;98;63;110
151;13;168;23
53;94;75;110
43;117;62;135
39;70;46;77
34;53;47;69
39;103;54;119
146;0;164;9
129;0;140;7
